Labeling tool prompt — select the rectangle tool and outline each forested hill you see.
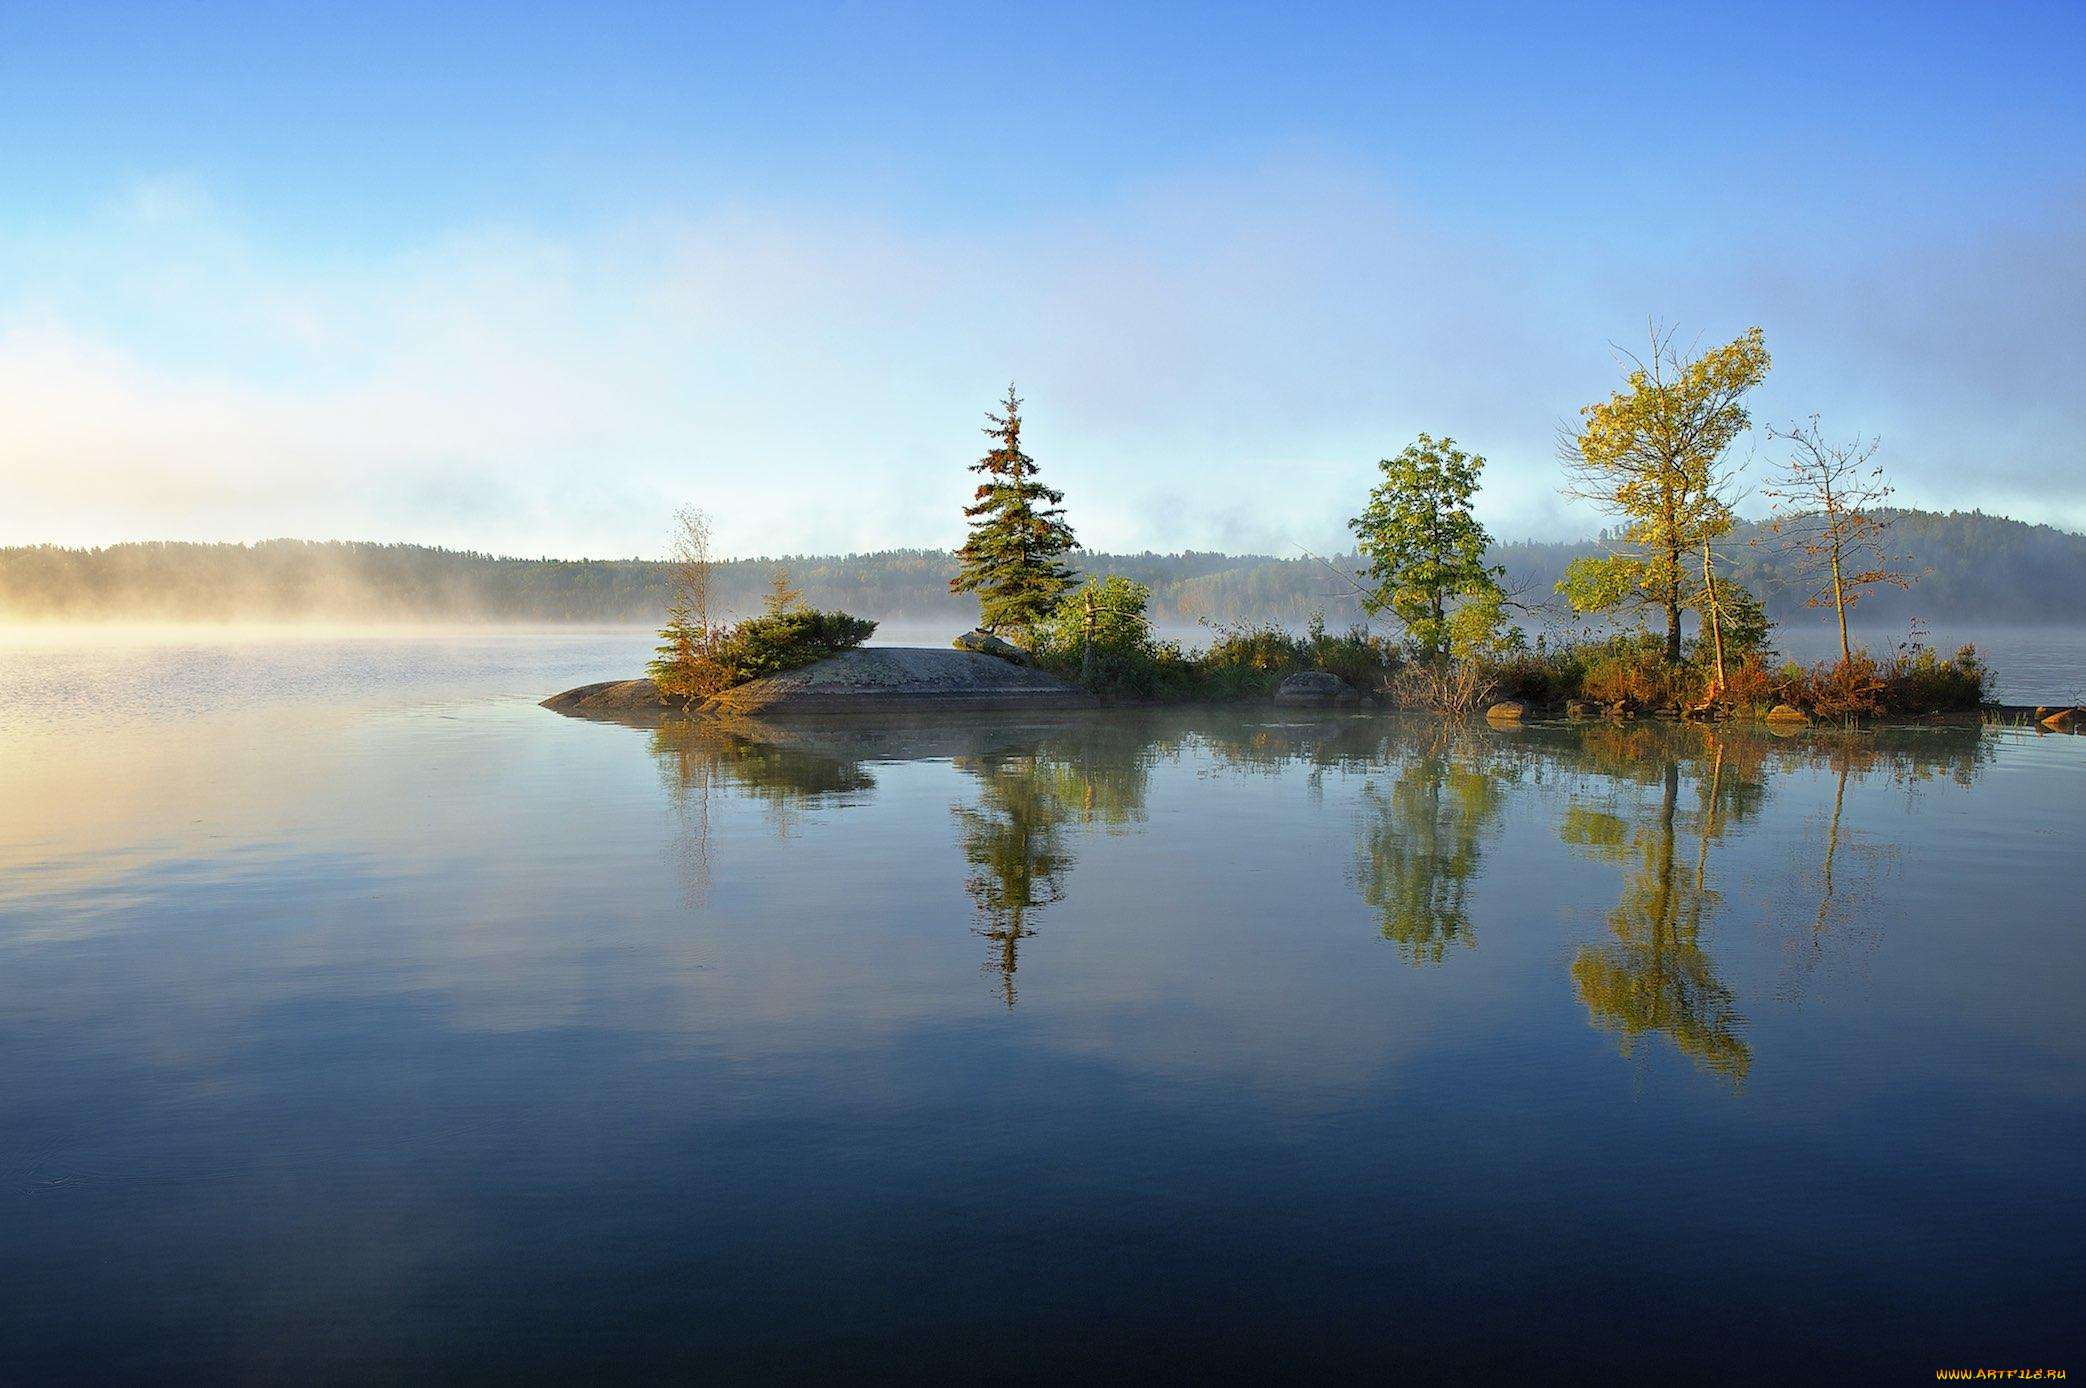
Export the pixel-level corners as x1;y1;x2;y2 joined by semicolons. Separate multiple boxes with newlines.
3;509;2080;630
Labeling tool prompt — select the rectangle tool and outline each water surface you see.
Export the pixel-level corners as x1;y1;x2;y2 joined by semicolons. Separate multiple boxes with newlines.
2;633;2081;1380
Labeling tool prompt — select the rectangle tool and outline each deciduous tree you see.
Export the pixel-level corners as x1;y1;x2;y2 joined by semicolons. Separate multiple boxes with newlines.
1761;417;1913;665
1349;434;1507;662
1559;326;1771;663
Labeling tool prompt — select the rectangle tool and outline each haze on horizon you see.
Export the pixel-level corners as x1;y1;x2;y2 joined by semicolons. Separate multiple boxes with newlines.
4;1;2084;562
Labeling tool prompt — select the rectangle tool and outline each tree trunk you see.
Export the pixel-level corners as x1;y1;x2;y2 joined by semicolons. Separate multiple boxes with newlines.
1700;539;1725;693
1830;548;1850;665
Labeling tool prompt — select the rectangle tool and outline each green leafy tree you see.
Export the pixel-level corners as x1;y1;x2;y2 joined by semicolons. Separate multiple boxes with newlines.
1559;326;1771;663
1037;575;1152;663
951;384;1078;642
1349;434;1507;662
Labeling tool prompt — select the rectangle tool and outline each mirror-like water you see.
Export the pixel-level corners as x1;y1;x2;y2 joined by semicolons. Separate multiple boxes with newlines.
2;634;2080;1380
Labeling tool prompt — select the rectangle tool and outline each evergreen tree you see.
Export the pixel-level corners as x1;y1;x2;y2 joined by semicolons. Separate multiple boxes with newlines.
950;385;1077;641
763;566;804;614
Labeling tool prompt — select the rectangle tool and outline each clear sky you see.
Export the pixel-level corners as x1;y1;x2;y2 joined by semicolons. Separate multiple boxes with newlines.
4;1;2082;558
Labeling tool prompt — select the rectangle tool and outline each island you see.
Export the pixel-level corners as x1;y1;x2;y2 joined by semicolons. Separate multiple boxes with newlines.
544;644;1092;719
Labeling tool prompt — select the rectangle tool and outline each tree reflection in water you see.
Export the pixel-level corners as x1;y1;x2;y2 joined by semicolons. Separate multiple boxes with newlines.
951;722;1164;1006
649;716;878;897
1350;728;1515;963
636;709;1992;1062
1562;746;1755;1085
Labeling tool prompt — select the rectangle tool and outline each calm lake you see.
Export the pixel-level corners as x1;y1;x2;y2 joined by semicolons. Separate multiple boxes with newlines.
2;630;2082;1381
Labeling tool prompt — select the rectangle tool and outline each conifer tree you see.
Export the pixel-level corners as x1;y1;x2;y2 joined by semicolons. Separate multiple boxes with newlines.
950;384;1077;640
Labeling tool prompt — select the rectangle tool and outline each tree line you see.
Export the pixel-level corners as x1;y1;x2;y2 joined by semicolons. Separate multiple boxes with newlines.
5;509;2081;631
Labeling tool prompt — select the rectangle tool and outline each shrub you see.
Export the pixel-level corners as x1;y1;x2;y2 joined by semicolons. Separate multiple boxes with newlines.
1801;651;1887;721
1715;651;1783;713
1391;659;1499;714
652;606;877;699
1484;642;1590;705
1203;621;1312;673
1882;642;1991;714
1311;626;1401;695
1579;634;1697;710
712;609;878;682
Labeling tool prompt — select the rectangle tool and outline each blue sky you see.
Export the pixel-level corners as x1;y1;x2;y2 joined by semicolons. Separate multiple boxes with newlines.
3;1;2082;557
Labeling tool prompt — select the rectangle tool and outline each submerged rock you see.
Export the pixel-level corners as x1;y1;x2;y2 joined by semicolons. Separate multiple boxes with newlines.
1274;671;1359;707
1484;700;1527;723
1764;703;1809;725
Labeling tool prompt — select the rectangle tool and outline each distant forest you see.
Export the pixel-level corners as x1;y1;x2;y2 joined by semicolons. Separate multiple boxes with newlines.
3;509;2080;636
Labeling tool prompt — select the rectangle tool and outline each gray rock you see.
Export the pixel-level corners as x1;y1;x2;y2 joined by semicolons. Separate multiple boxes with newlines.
1274;670;1359;707
543;647;1092;721
953;628;1031;664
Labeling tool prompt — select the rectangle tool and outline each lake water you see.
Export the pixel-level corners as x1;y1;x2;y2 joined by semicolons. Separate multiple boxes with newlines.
2;630;2082;1381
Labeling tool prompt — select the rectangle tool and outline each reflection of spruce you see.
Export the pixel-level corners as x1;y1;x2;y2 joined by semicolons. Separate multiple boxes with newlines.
954;757;1071;1008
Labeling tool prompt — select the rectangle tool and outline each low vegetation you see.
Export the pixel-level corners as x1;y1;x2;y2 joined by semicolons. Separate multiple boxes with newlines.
650;515;877;700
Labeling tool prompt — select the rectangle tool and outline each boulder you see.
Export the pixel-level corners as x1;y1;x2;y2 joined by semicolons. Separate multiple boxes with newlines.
1483;700;1527;723
1274;670;1359;707
953;628;1031;664
1764;703;1809;725
2039;706;2079;730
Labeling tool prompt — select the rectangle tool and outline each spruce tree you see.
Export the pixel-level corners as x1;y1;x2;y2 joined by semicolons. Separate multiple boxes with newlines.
950;385;1077;640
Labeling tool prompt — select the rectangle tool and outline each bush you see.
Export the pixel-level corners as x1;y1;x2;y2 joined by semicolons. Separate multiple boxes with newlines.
1484;643;1590;705
1203;621;1312;673
652;606;877;699
712;609;878;682
1715;651;1784;713
1391;659;1498;714
1579;634;1697;710
1882;642;1991;714
1801;650;1887;721
1311;625;1401;695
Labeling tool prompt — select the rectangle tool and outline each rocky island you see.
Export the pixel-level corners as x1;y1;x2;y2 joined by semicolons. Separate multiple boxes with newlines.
544;644;1093;720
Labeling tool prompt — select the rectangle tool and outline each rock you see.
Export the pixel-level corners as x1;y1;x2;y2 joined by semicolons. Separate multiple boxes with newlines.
2040;706;2078;730
544;648;1091;721
1483;700;1527;723
702;647;1087;715
540;678;668;715
1565;699;1597;719
953;628;1031;664
1764;703;1809;724
1274;670;1359;707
